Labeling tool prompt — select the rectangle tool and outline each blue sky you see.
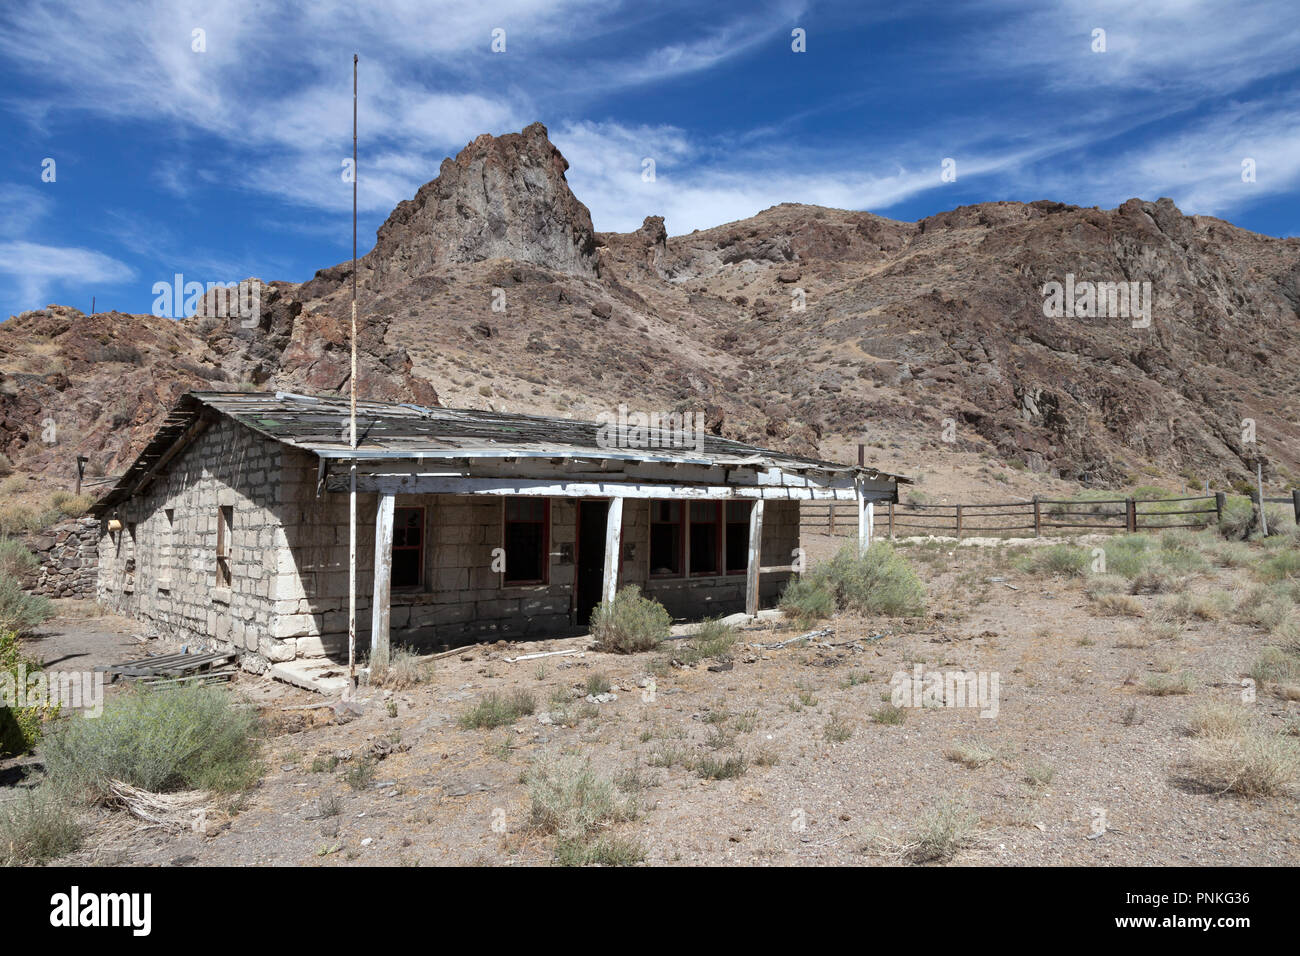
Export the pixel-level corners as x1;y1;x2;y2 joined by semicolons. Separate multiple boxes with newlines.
2;0;1298;318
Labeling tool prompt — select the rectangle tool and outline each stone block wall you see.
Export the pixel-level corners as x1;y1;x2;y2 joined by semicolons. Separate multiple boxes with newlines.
19;516;98;598
96;417;285;671
95;425;808;663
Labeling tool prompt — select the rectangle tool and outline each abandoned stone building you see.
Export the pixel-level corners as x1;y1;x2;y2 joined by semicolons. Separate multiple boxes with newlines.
91;392;903;677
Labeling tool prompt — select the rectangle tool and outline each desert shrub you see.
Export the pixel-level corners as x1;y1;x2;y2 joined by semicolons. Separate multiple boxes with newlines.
591;586;671;653
782;543;926;623
367;645;430;689
1187;703;1249;739
1212;540;1254;568
0;504;36;537
0;454;11;477
1102;536;1155;578
1015;544;1089;577
778;574;836;626
526;753;641;866
1129;567;1177;594
48;492;93;517
871;704;907;724
1183;730;1300;796
670;618;738;665
1083;574;1127;598
0;786;83;865
907;801;978;863
0;538;36;580
694;753;747;779
458;689;536;729
1218;497;1256;540
0;629;59;756
1258;549;1300;584
1092;593;1145;617
42;683;263;799
1248;647;1300;686
1140;671;1195;695
0;575;53;634
943;742;995;768
1156;540;1208;573
1160;592;1226;623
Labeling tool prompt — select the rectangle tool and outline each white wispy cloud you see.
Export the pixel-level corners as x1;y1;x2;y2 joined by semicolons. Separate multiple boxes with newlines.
0;241;133;310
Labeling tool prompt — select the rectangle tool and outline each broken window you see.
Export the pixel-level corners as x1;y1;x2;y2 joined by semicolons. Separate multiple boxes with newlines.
503;497;548;585
689;501;721;576
725;501;752;574
215;506;232;588
392;506;425;589
649;500;683;577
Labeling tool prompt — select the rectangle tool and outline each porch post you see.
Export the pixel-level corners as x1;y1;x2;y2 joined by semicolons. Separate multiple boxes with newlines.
745;498;765;617
601;496;624;605
857;483;871;556
370;492;395;670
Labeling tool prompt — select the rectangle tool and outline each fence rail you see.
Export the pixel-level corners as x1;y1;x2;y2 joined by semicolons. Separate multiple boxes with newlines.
803;489;1300;540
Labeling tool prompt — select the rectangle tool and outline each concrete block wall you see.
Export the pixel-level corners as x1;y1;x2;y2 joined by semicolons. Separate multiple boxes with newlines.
274;448;582;655
96;426;808;663
95;418;285;672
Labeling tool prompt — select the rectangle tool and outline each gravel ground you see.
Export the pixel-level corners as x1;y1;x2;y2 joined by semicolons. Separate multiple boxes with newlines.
19;534;1300;867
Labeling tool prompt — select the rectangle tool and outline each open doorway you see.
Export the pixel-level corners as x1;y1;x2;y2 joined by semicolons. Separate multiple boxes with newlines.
575;499;609;625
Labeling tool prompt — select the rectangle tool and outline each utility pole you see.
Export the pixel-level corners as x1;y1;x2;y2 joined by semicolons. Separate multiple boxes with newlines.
348;53;359;688
1256;457;1268;537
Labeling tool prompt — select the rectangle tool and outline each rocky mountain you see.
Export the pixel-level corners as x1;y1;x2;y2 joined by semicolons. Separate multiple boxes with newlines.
2;122;1298;499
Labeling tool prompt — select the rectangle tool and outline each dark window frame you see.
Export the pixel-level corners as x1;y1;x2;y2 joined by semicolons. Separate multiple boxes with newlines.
502;497;550;586
391;505;426;591
688;500;723;578
724;500;753;575
215;505;232;588
649;499;685;578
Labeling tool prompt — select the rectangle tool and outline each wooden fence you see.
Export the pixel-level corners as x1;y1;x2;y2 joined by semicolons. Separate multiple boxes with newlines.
804;490;1300;540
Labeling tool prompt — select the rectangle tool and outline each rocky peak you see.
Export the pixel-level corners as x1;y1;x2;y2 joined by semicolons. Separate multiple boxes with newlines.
368;121;598;285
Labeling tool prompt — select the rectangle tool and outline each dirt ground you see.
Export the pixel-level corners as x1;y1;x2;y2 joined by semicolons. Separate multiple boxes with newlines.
9;529;1300;867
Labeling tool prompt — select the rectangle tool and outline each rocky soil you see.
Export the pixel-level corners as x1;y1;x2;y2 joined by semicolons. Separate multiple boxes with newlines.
14;530;1298;867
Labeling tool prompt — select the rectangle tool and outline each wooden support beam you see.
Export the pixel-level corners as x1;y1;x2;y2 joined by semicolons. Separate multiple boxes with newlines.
745;499;765;617
327;474;883;501
370;492;394;671
601;496;624;606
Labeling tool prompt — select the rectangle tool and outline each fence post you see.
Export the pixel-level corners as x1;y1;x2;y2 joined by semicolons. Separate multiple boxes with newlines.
1032;496;1041;536
1126;497;1137;533
828;503;835;536
1215;492;1226;525
888;500;895;540
955;504;963;538
1293;489;1300;525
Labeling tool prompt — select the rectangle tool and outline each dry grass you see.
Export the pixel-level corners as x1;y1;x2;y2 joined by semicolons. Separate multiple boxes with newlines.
943;741;996;768
1183;731;1300;797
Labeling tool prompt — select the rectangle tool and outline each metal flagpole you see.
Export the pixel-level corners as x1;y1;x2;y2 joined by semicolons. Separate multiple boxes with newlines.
348;53;359;687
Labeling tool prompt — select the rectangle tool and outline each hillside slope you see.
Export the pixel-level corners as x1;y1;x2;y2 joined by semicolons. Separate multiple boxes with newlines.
2;122;1297;504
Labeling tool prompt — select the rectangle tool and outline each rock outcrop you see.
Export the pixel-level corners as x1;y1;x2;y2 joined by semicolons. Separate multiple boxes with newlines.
2;124;1298;493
